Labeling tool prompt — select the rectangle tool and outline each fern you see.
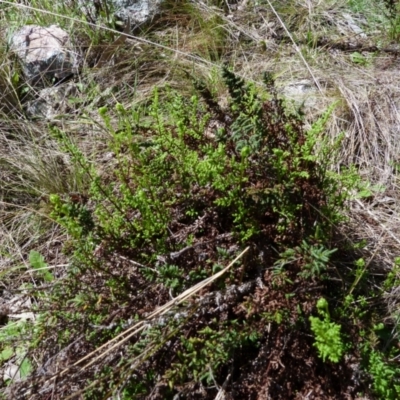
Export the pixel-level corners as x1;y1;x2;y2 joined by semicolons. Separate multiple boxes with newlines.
310;298;344;363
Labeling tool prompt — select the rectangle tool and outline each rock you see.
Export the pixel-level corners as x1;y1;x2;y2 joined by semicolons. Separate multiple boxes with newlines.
113;0;164;26
24;83;78;120
281;79;320;112
337;13;366;38
7;295;35;321
75;0;164;29
11;25;79;87
3;364;21;382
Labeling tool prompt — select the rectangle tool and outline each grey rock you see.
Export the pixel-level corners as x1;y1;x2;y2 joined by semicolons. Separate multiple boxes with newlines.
113;0;164;26
75;0;164;29
25;83;78;120
282;79;320;112
337;12;366;38
11;25;79;87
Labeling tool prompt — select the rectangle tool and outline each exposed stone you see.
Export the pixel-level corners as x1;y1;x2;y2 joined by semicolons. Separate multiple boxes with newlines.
113;0;164;26
24;83;78;120
3;364;21;382
338;12;366;38
75;0;164;29
11;25;79;87
281;79;320;112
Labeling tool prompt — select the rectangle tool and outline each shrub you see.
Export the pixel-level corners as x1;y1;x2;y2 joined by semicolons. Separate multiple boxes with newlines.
24;68;355;397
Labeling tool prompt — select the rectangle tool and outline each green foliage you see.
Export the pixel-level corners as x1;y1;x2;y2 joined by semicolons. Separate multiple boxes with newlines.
300;243;337;279
382;0;400;41
157;264;184;292
383;257;400;291
0;320;32;383
273;240;337;279
17;357;32;379
51;68;354;261
28;250;54;282
348;257;369;295
346;0;387;34
49;194;94;239
166;322;260;387
368;350;400;399
350;52;369;66
2;0;398;397
26;68;357;397
341;294;369;320
309;298;344;363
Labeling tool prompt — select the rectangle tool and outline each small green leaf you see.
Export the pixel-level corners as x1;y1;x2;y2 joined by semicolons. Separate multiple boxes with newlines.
350;52;368;65
19;358;32;378
0;347;13;361
28;251;54;282
11;71;19;87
